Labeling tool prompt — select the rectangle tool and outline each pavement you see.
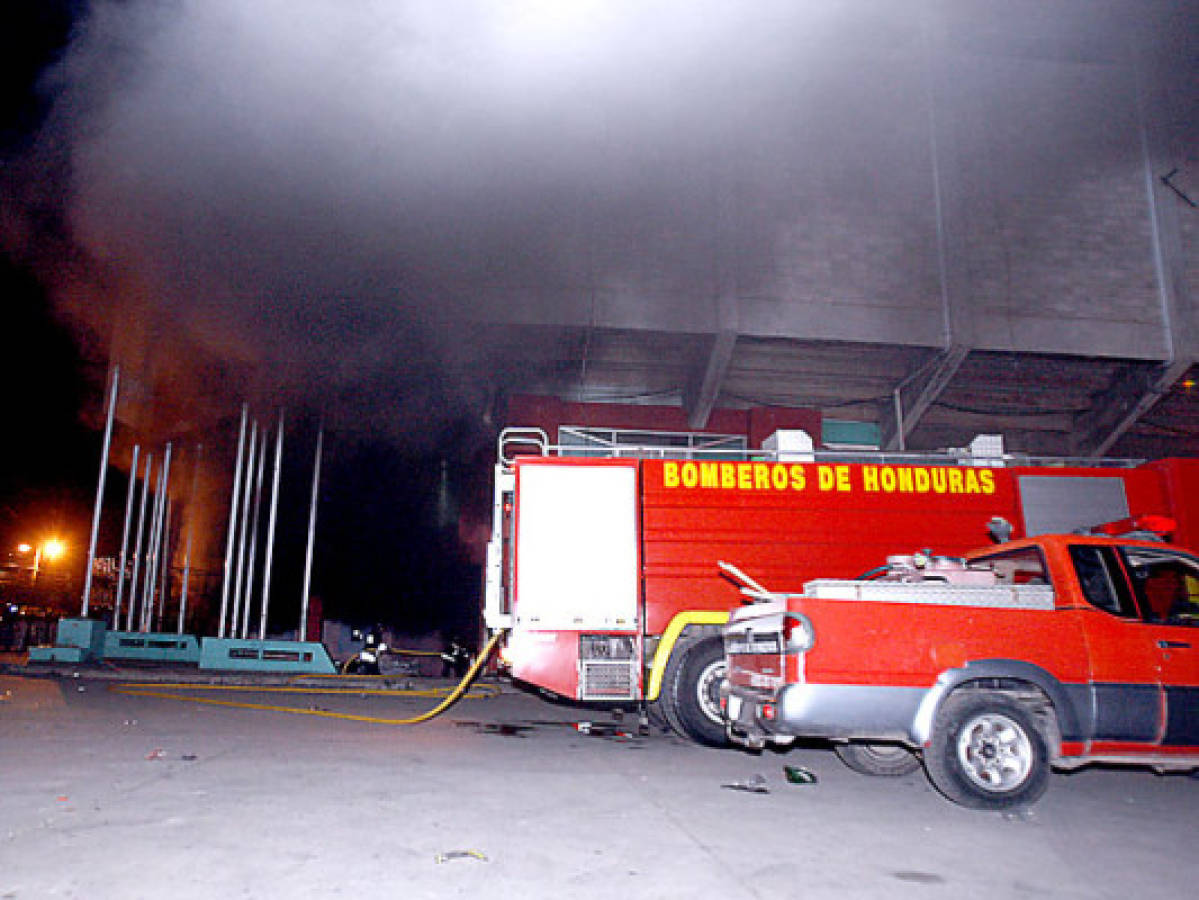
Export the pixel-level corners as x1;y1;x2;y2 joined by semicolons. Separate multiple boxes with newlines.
2;663;1198;900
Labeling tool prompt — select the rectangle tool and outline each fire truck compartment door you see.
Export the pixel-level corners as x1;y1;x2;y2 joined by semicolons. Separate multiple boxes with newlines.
515;462;639;631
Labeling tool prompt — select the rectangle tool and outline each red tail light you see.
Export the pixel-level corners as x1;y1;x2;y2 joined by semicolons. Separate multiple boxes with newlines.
781;612;814;652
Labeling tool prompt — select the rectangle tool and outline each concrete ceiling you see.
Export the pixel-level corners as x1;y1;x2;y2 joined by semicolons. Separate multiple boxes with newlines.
458;324;1199;459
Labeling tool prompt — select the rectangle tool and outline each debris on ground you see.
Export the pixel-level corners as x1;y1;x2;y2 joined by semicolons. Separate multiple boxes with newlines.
784;765;818;785
145;748;165;760
721;773;769;794
574;721;634;739
181;754;198;761
454;721;534;737
435;849;488;864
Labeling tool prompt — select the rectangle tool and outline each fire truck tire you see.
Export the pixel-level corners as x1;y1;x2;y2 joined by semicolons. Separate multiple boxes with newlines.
834;742;922;777
645;700;672;733
657;646;690;737
671;638;729;747
923;692;1050;811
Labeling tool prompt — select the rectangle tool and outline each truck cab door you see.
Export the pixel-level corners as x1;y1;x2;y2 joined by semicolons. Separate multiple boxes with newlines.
1068;545;1164;747
1120;547;1199;748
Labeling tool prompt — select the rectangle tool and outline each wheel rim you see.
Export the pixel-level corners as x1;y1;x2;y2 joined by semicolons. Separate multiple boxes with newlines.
694;659;727;725
956;712;1033;793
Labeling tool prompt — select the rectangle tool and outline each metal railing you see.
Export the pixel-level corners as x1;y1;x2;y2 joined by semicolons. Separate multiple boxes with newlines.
497;426;1144;469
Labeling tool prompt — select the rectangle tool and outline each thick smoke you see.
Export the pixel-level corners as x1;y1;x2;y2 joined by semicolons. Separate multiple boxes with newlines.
5;0;1195;447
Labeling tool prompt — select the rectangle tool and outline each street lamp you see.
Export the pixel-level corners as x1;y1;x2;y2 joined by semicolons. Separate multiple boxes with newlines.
16;539;66;584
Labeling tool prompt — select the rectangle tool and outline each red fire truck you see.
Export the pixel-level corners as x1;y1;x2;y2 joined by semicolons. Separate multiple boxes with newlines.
482;426;1199;745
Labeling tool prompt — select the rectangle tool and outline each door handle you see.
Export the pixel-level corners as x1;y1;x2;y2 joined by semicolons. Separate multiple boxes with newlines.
1157;640;1191;649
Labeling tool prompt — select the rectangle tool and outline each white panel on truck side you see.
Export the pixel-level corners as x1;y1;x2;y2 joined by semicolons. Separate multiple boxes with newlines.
515;462;639;631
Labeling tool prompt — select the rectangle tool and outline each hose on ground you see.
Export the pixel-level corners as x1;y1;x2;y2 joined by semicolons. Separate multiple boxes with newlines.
109;629;507;725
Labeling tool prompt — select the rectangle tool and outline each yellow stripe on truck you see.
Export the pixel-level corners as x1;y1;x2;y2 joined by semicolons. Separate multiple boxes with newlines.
646;611;730;701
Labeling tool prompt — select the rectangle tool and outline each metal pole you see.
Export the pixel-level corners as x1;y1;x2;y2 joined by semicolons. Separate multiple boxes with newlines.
218;405;249;638
178;444;202;634
126;453;153;632
231;420;259;640
241;427;268;639
113;444;140;629
81;365;119;617
259;410;284;640
893;387;906;452
151;443;173;630
155;497;172;631
141;446;169;632
299;426;323;642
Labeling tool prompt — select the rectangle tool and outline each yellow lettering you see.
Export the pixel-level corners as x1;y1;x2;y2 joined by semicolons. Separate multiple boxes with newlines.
818;466;836;491
836;466;851;492
880;467;896;493
753;463;770;490
663;462;679;488
737;464;753;490
914;468;930;492
790;465;806;491
897;467;914;492
771;464;789;491
979;470;996;495
947;469;964;494
700;463;719;488
721;463;736;489
862;466;879;492
964;469;981;494
681;462;699;488
932;469;947;493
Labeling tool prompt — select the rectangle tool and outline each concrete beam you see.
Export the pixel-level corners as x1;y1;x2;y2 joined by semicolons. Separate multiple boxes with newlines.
1071;358;1196;458
1073;48;1199;458
879;345;970;450
684;329;737;430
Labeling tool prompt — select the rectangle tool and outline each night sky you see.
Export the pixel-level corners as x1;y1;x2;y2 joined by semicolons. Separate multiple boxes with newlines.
1;1;96;561
1;1;1196;634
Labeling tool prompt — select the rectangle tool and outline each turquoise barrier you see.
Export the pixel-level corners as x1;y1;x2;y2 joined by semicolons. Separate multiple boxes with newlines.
104;631;202;664
198;638;337;674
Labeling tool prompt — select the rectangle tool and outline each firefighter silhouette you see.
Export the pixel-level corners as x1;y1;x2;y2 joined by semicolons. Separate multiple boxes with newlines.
441;636;471;678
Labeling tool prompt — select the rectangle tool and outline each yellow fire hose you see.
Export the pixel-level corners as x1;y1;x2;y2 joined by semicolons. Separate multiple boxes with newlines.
109;629;507;725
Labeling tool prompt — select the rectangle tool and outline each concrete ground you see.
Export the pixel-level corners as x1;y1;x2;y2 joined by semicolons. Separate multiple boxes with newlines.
2;665;1197;900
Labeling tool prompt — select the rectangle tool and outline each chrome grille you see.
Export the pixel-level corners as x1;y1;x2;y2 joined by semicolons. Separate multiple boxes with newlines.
580;660;636;700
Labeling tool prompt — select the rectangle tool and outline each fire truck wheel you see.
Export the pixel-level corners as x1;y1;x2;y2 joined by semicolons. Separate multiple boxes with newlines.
834;742;922;777
672;638;730;747
657;640;691;737
645;700;672;733
924;692;1050;811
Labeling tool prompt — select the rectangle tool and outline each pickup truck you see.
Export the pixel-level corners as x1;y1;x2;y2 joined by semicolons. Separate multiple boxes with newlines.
720;533;1199;809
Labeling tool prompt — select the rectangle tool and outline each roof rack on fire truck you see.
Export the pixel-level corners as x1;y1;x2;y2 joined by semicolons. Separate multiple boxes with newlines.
496;426;1146;470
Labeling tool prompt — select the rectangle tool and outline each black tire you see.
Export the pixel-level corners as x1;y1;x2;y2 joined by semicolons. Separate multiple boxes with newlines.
645;699;672;733
656;641;691;737
834;742;922;777
669;637;729;747
923;692;1050;811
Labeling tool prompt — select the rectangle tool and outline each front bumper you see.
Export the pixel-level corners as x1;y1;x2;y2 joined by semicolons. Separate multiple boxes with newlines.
722;681;927;749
